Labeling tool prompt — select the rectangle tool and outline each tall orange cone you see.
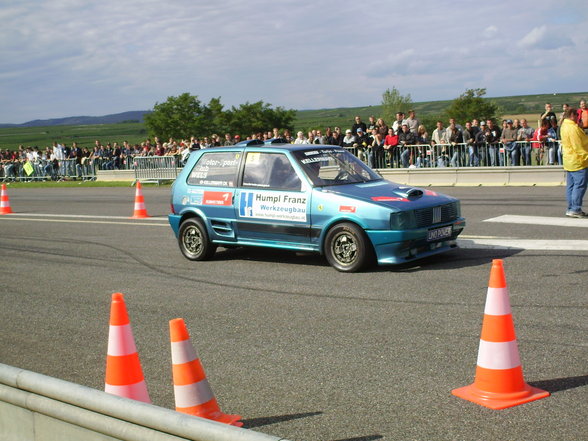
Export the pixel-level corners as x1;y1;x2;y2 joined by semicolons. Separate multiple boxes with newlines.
452;259;549;409
0;183;13;215
130;181;150;218
105;293;151;403
169;318;242;426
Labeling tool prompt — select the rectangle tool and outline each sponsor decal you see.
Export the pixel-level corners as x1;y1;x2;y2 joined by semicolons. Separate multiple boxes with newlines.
181;196;189;205
203;191;232;206
317;204;324;211
339;205;357;213
371;196;409;202
424;190;439;196
239;191;307;222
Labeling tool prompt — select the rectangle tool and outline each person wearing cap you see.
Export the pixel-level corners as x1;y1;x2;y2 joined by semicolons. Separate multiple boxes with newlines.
355;127;371;163
501;119;520;166
559;107;588;218
342;129;356;148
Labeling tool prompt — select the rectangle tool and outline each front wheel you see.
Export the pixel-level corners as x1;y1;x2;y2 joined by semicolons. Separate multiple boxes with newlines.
178;218;217;261
324;223;373;272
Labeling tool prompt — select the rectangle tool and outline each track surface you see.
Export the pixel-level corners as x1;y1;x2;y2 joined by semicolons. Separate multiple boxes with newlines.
0;186;586;441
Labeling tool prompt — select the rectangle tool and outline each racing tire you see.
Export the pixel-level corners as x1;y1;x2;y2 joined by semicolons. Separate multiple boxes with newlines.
178;218;217;261
324;222;373;272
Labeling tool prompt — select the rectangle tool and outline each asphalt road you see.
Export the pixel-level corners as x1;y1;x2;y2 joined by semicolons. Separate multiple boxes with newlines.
0;185;586;441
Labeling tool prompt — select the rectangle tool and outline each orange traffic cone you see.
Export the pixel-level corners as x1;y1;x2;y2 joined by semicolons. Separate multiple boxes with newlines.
105;293;151;403
169;318;242;426
130;181;150;218
452;259;549;409
0;183;13;215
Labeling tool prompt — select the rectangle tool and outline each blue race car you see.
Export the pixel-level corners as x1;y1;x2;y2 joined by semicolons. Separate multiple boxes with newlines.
168;144;465;272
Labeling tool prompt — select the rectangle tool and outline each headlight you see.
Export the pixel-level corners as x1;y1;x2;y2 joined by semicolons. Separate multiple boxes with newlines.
390;211;415;230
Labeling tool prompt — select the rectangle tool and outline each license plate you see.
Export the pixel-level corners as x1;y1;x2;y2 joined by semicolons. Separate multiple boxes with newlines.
427;225;452;241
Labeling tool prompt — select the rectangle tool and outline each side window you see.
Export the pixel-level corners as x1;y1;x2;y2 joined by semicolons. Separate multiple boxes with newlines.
187;151;241;187
242;152;301;191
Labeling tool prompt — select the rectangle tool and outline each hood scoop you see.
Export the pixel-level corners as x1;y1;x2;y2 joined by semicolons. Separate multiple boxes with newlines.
394;187;424;199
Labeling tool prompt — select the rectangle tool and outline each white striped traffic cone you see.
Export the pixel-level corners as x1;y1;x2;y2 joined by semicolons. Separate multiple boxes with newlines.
130;181;150;218
169;318;242;426
452;259;549;409
105;293;151;403
0;183;13;215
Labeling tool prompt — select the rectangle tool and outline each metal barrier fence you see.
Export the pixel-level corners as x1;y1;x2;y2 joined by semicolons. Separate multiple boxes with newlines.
344;141;562;169
133;156;180;184
1;144;562;184
0;158;97;182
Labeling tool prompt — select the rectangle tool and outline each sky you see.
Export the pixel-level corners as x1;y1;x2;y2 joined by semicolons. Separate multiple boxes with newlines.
1;0;587;124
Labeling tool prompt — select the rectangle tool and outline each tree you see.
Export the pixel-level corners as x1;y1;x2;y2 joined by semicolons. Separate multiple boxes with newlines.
145;94;296;139
227;101;296;136
381;87;413;124
144;93;206;139
444;88;500;124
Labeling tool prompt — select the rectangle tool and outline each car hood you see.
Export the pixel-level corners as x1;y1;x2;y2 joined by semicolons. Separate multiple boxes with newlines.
320;180;455;209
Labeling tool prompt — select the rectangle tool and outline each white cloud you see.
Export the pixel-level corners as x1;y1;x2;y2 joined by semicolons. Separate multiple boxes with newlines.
518;25;574;50
0;0;587;124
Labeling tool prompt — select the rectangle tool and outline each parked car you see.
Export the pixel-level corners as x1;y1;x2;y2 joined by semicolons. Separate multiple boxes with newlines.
168;144;465;272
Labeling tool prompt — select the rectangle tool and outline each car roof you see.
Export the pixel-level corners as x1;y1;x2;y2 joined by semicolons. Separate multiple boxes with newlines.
212;143;345;153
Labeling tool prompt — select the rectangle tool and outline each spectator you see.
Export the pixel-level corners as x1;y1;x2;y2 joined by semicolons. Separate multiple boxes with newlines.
367;115;377;132
475;121;490;166
398;123;416;167
384;127;399;167
539;103;557;131
355;128;371;163
392;112;406;135
577;99;588;133
447;123;464;167
534;119;550;165
431;121;447;146
223;133;234;146
501;119;519;166
463;121;478;167
486;119;502;167
294;131;309;145
342;129;356;148
405;110;420;134
516;119;535;166
376;118;389;138
415;125;430;168
369;132;385;168
559;107;588;218
351;116;367;135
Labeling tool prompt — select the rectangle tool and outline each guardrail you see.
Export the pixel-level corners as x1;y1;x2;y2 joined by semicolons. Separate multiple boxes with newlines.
0;363;290;441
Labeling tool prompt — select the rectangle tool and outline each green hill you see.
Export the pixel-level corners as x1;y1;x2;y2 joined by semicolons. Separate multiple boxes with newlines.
1;92;586;149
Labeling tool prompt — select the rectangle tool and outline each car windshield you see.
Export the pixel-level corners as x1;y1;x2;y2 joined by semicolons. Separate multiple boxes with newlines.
292;148;382;186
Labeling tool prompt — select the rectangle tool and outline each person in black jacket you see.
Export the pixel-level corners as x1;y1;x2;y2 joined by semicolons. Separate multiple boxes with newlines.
398;123;416;167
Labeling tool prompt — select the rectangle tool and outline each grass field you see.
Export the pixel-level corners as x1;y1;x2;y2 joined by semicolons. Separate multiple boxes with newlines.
1;92;585;150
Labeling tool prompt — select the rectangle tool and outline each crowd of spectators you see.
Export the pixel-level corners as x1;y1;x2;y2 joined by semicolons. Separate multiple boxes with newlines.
2;100;587;181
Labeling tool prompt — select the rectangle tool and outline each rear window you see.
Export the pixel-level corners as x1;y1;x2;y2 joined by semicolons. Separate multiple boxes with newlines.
187;151;241;187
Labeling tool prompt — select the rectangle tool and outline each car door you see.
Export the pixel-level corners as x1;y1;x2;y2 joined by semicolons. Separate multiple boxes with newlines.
234;151;312;246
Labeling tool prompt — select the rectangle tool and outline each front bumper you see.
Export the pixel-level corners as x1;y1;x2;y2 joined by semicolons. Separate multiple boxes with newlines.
366;217;466;264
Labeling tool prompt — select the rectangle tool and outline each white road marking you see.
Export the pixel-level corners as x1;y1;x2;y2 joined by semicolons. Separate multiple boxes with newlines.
0;215;169;227
6;213;166;221
458;238;588;251
484;214;588;228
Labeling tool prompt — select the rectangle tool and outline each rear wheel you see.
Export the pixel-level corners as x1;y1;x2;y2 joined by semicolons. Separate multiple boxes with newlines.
178;218;217;261
324;222;372;272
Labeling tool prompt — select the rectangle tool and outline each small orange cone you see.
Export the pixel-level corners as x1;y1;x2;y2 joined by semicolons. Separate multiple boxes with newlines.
452;259;549;409
169;318;242;426
0;183;13;215
130;181;150;218
105;293;151;403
